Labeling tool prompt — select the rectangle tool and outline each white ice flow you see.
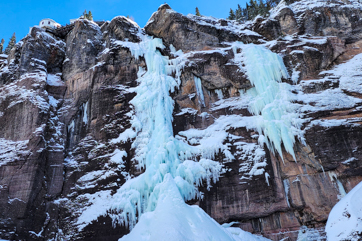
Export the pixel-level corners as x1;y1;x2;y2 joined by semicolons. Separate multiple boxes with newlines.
121;174;269;241
325;181;362;240
232;43;304;160
105;36;270;240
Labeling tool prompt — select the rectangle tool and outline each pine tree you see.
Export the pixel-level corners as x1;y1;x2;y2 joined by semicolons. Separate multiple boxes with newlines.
236;4;243;21
0;39;4;54
4;33;16;55
258;0;268;16
268;0;281;7
242;7;248;21
83;10;88;19
88;11;93;21
247;0;258;20
195;7;201;16
226;0;283;22
82;10;93;21
228;9;236;20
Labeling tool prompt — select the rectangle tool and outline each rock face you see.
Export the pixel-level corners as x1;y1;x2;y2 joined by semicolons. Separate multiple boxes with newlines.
145;4;262;52
256;0;362;44
0;1;362;241
0;26;66;240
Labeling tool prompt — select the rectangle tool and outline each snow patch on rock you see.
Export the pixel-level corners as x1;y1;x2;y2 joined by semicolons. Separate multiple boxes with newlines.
0;139;30;166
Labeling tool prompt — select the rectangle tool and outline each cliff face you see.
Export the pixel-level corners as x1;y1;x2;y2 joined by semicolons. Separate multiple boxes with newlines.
0;1;362;240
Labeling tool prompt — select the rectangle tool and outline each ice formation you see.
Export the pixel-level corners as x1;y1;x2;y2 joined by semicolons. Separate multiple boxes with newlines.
82;101;88;124
215;89;224;100
283;179;291;207
106;36;221;229
90;33;275;241
328;171;347;200
232;43;304;160
75;24;303;240
194;76;205;107
120;174;270;241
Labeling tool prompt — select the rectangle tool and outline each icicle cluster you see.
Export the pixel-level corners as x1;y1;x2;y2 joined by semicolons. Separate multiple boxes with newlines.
233;43;304;160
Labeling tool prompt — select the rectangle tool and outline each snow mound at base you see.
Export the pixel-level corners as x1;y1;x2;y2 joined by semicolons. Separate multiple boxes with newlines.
120;174;270;241
325;181;362;240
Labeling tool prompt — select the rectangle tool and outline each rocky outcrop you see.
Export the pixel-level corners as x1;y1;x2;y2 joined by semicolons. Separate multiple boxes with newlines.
299;5;362;43
275;7;299;35
57;18;145;240
252;17;283;40
270;0;362;44
0;26;66;240
63;20;103;81
103;16;142;47
269;35;345;80
145;4;262;52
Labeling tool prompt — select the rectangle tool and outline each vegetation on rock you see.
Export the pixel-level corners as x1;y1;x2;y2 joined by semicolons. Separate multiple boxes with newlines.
228;0;299;21
0;39;4;54
83;10;93;21
195;7;201;16
4;33;16;55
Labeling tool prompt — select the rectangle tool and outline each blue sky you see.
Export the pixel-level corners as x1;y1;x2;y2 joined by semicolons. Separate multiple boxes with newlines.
0;0;247;47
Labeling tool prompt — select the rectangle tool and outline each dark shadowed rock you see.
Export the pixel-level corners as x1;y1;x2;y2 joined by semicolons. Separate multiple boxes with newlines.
252;16;282;40
103;16;142;47
63;20;103;81
0;26;67;240
19;27;66;75
184;49;250;90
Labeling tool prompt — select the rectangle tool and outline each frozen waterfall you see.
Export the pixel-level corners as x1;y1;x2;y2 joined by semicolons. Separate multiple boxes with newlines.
233;43;304;160
106;36;271;241
76;32;300;240
109;36;221;230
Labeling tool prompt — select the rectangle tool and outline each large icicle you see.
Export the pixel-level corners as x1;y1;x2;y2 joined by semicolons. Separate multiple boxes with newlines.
107;36;221;229
233;43;304;160
194;76;205;107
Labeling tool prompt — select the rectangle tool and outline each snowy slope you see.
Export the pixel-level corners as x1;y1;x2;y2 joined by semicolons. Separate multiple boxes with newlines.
322;53;362;95
120;174;270;241
325;181;362;240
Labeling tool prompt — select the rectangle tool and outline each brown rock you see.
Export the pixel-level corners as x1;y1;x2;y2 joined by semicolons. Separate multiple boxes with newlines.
103;16;141;47
145;4;262;52
252;16;282;40
275;7;299;35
